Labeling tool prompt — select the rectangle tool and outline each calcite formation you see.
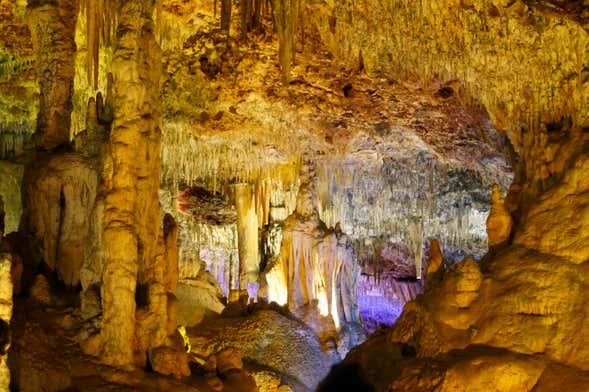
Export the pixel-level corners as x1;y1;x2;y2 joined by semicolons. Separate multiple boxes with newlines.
20;153;98;287
27;0;78;150
0;252;12;390
486;184;513;247
100;0;170;368
188;309;340;391
13;0;182;375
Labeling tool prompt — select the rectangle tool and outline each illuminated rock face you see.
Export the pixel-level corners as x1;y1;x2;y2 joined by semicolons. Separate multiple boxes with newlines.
317;1;589;390
312;0;589;178
99;0;169;368
486;184;513;247
20;153;98;287
0;224;13;389
188;309;340;391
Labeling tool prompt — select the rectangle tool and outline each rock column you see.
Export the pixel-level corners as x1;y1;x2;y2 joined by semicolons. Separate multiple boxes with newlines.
27;0;78;150
235;183;260;288
100;0;163;368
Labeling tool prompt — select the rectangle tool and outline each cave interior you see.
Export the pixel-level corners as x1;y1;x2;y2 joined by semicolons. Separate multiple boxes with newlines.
0;0;588;391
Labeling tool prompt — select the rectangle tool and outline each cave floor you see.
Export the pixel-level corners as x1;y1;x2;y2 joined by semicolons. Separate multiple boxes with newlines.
8;296;226;392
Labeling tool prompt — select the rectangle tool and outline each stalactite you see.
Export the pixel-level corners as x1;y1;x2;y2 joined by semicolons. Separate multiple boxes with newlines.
221;0;232;35
79;0;117;90
273;0;294;85
266;217;361;329
235;183;260;288
86;0;99;89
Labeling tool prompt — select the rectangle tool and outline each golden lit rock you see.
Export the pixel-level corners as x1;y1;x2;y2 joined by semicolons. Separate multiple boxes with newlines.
486;184;513;247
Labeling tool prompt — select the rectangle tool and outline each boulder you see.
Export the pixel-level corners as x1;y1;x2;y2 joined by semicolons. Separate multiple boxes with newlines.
216;347;243;376
148;346;191;378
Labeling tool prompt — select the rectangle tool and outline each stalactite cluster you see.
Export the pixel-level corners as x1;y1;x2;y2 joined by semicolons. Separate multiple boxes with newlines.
315;153;493;276
79;0;117;90
265;227;361;328
313;0;589;194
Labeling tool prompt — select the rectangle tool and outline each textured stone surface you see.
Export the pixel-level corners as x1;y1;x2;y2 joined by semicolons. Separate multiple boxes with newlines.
0;0;37;160
27;0;78;150
99;0;168;368
311;0;589;176
20;152;98;287
486;184;513;247
188;309;340;391
216;347;243;375
176;273;226;327
147;346;190;378
0;161;23;234
0;252;12;390
513;154;589;263
314;1;589;390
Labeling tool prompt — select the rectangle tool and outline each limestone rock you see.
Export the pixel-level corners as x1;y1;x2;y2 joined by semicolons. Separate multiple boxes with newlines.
265;189;362;333
20;152;98;287
513;156;589;264
251;370;285;392
27;0;78;150
188;309;339;390
336;322;367;359
176;272;226;327
29;274;51;305
148;346;191;378
0;252;12;391
99;0;167;368
216;347;243;376
425;239;443;277
0;161;23;235
80;285;101;320
450;258;483;308
486;184;513;247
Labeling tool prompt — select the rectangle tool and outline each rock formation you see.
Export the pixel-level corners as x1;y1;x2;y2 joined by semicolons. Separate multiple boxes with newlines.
0;199;13;390
27;0;78;150
486;184;513;247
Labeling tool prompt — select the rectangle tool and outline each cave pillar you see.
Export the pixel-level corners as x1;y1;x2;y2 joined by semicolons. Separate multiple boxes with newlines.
0;198;12;389
27;0;78;150
0;252;11;390
235;183;260;288
100;0;163;368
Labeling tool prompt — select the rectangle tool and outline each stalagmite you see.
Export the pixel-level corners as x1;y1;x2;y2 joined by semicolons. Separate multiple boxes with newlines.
486;184;513;247
425;239;443;277
235;183;260;287
266;178;361;330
